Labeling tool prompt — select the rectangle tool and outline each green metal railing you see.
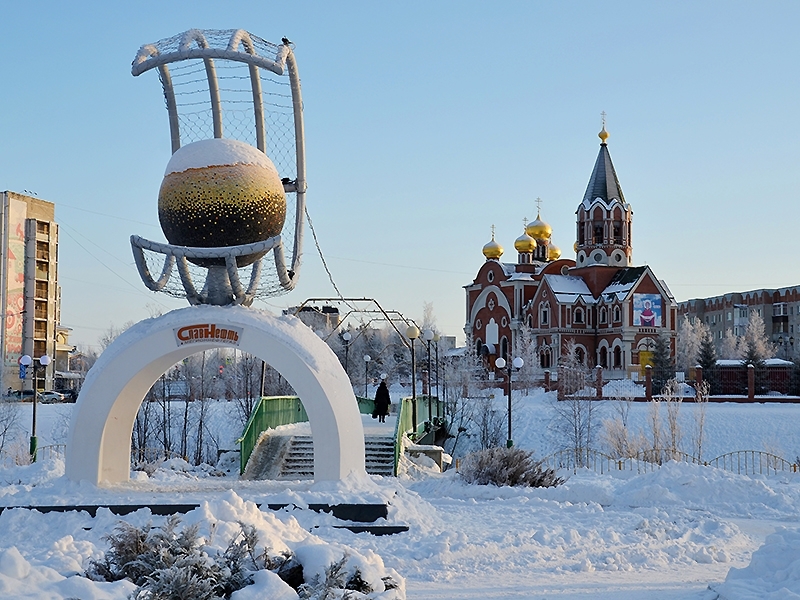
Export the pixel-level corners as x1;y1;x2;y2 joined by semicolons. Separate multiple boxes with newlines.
236;395;376;474
393;395;446;474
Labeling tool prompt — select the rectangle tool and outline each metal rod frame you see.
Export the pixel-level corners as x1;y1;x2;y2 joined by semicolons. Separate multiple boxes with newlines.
131;29;305;295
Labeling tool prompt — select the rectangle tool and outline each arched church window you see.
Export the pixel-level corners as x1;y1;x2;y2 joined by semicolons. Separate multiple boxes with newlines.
574;308;584;324
613;222;622;244
593;225;603;244
600;307;607;324
575;346;585;364
500;337;509;360
540;348;551;369
613;306;621;322
599;347;608;369
613;346;622;368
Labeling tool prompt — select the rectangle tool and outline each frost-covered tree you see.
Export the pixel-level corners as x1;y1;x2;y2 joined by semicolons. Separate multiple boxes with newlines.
676;316;709;373
719;330;742;360
743;312;774;361
514;323;541;394
551;340;600;464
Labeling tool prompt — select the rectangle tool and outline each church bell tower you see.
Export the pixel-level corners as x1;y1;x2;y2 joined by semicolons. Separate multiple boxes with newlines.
575;121;633;268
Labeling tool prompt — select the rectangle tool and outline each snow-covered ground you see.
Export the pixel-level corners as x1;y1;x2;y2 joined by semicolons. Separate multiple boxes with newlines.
2;390;800;598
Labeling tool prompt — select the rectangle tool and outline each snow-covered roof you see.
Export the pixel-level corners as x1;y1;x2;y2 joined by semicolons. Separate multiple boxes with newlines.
599;266;647;302
507;272;535;282
715;358;793;367
543;274;596;305
499;263;518;277
601;281;635;302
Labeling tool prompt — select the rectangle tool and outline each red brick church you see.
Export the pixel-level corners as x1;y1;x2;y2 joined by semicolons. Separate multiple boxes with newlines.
464;126;677;377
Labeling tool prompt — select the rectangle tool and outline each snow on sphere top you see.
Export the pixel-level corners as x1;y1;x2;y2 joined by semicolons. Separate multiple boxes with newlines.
164;138;279;176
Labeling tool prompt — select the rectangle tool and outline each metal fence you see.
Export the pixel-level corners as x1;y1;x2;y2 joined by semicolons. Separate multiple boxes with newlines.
130;447;186;466
542;448;798;477
0;444;67;467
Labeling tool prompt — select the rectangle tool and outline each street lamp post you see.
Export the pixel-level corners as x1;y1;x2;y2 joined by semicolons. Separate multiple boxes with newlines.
363;354;371;398
342;331;352;377
433;333;440;419
20;353;51;462
406;325;420;435
495;355;524;448
423;329;434;425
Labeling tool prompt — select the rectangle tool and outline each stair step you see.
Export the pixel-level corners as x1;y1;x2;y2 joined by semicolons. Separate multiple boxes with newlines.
275;434;397;479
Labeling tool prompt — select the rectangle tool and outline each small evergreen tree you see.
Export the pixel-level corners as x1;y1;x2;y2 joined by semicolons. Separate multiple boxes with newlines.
651;334;674;395
697;331;720;395
742;337;768;395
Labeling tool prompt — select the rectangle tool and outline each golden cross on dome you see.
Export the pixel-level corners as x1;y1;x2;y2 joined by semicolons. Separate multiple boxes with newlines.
491;224;496;239
535;197;543;214
601;111;607;127
523;217;529;228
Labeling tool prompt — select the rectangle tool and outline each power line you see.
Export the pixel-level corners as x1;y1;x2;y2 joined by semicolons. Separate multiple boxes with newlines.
59;224;171;309
304;205;351;307
327;254;474;276
57;203;160;229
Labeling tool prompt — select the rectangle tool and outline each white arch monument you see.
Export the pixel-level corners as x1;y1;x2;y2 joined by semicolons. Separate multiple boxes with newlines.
65;305;366;485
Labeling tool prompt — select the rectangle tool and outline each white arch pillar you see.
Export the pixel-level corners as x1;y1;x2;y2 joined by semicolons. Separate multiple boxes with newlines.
66;305;365;485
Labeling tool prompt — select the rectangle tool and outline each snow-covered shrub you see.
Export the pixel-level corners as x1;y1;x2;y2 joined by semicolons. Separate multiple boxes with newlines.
459;447;563;488
297;553;399;600
87;514;403;599
87;516;272;599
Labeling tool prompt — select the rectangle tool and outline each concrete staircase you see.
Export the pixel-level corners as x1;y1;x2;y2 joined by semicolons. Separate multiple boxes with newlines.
246;434;396;480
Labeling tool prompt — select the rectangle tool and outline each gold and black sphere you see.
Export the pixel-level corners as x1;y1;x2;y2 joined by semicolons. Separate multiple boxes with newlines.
157;138;286;267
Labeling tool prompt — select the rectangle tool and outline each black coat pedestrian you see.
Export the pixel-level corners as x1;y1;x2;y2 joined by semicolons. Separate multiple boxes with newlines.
374;381;391;420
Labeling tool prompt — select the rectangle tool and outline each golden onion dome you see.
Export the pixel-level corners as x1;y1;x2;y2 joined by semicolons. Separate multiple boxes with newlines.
573;241;578;253
599;125;609;144
514;229;536;253
526;211;552;240
547;242;562;261
482;233;504;259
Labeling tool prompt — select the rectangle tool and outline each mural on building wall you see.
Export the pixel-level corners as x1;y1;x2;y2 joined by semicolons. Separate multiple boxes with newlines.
4;197;26;369
633;293;662;327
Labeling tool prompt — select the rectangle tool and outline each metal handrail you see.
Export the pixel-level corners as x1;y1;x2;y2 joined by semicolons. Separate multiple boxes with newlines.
235;395;377;474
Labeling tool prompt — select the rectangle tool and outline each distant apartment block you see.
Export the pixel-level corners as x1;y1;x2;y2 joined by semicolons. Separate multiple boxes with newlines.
678;287;800;359
0;191;61;393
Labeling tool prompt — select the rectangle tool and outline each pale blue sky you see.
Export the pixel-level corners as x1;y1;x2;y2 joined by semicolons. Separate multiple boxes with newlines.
3;2;799;349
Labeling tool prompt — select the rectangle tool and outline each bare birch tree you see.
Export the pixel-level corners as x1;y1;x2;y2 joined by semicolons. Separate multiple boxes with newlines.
691;380;710;461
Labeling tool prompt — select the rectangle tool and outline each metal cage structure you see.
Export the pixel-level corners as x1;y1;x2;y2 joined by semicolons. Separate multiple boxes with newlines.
130;29;306;305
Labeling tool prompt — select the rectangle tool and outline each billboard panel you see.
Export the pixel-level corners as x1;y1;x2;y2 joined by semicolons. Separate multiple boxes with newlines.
633;293;662;327
4;198;26;369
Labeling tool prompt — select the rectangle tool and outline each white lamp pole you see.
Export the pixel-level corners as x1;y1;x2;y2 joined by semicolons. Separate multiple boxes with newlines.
363;354;371;398
423;329;434;424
